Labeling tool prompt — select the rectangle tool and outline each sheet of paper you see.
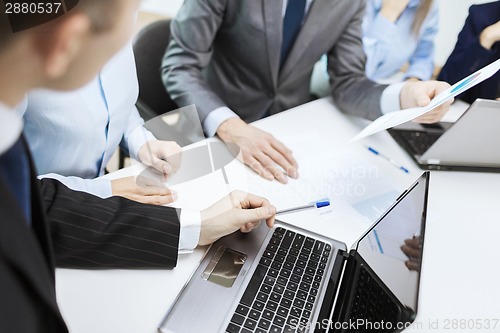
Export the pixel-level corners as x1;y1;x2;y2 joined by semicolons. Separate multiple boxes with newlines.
119;135;401;229
352;58;500;141
269;134;401;227
288;149;400;227
136;139;249;210
167;159;247;211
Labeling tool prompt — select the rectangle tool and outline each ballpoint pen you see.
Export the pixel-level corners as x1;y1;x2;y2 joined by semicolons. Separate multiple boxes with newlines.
366;146;410;173
277;200;330;215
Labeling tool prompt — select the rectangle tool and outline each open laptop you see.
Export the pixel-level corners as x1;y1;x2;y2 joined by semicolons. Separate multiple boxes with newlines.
388;99;500;172
159;172;429;333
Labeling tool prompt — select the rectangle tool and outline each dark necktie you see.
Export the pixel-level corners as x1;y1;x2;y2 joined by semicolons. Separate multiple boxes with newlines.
281;0;307;66
0;137;32;226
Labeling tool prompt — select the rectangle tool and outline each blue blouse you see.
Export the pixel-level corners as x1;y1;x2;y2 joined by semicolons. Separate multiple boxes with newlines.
21;43;155;198
362;0;439;81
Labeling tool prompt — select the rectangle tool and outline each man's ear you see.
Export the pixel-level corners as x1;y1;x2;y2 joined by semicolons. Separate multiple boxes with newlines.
36;12;91;79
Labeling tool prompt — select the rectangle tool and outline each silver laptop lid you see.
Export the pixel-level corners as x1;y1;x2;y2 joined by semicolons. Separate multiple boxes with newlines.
421;99;500;167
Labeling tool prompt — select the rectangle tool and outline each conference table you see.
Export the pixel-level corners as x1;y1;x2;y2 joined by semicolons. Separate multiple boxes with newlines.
56;98;500;333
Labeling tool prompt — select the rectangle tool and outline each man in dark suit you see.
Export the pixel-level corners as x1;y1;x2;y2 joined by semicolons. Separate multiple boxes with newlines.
162;0;453;184
0;1;276;332
438;1;500;104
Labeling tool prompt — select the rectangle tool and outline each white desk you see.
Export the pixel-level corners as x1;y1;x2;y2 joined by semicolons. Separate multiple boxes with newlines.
56;98;500;333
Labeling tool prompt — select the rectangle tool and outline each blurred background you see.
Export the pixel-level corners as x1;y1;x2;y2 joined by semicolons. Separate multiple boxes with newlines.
136;0;493;67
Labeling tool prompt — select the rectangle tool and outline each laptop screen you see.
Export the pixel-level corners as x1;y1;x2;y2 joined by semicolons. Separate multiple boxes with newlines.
355;172;428;313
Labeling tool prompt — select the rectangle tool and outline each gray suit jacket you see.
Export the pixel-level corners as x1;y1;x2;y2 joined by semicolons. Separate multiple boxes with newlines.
162;0;387;126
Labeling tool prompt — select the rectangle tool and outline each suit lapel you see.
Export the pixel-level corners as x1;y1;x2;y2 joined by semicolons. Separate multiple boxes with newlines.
0;181;60;312
24;137;58;272
279;0;332;81
262;0;283;88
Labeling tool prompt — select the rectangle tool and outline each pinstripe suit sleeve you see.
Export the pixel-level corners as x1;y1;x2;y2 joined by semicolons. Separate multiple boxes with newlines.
38;178;181;269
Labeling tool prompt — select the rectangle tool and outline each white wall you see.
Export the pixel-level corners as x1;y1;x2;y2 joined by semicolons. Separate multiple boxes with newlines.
139;0;496;66
140;0;184;18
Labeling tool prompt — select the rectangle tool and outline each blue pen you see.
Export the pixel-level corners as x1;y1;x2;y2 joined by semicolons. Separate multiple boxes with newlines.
277;200;330;215
366;146;409;173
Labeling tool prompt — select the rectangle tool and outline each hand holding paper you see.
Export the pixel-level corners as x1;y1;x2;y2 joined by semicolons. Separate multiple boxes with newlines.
401;81;452;124
352;58;500;141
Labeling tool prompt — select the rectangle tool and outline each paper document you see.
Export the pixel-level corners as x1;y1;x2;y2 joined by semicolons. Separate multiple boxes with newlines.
352;58;500;141
269;134;401;225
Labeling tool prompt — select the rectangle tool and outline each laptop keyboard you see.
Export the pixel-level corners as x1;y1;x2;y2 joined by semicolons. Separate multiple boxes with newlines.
347;266;399;333
390;130;442;156
226;227;331;333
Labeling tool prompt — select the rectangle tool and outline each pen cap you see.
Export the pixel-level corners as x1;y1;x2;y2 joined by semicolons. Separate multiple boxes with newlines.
315;201;330;208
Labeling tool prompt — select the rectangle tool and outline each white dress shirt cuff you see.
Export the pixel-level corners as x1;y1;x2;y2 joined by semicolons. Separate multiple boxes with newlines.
38;173;113;198
203;107;240;137
178;209;201;254
127;125;157;161
88;178;113;198
381;82;405;114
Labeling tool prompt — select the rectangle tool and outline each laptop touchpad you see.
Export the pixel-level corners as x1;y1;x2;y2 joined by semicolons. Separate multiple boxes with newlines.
202;246;247;288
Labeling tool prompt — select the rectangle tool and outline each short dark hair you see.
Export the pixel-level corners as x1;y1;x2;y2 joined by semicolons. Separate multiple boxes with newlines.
0;0;118;52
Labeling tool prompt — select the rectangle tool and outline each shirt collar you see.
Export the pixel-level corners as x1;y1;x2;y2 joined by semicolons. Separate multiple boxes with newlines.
0;101;23;155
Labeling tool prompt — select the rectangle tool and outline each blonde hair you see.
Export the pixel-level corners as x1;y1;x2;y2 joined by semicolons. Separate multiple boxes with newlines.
413;0;433;35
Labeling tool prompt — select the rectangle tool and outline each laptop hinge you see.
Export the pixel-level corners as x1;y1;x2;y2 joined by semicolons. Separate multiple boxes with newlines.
314;249;348;333
324;254;349;333
327;250;358;332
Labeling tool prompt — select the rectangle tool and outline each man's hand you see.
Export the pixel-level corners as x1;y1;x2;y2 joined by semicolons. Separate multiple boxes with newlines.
198;190;276;246
480;20;500;50
217;118;298;184
138;140;182;179
400;236;422;272
380;0;410;22
400;80;453;123
111;176;177;205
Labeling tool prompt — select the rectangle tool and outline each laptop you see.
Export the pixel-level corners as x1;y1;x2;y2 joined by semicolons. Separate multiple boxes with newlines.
388;99;500;172
159;172;430;333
